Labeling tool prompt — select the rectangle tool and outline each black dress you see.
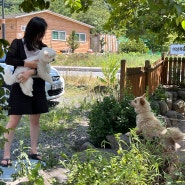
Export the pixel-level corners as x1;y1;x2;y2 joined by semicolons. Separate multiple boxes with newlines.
5;39;49;115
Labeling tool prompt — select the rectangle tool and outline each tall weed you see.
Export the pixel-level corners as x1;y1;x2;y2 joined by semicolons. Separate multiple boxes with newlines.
61;131;162;185
97;54;120;90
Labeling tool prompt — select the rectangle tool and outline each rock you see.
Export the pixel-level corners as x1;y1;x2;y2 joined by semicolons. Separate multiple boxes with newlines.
106;134;130;150
150;101;160;114
166;91;173;110
172;92;178;101
74;138;90;151
158;100;169;115
165;110;177;127
178;91;185;101
172;99;185;113
177;112;184;120
80;142;95;151
166;91;173;100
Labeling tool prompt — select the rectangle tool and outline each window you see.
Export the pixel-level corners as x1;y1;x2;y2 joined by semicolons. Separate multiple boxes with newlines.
21;25;26;31
76;33;86;42
52;30;66;41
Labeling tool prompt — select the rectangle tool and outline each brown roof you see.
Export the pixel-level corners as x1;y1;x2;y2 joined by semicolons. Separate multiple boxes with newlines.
2;10;94;28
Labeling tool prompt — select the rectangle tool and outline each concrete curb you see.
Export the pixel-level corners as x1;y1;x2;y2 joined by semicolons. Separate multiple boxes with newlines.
54;66;102;72
54;66;121;73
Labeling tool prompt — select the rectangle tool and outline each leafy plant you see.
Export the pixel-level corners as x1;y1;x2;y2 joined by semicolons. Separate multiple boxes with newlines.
149;85;167;101
61;131;162;185
40;108;66;132
66;30;80;53
97;54;120;91
42;144;60;169
11;141;31;180
100;37;106;53
12;140;44;185
88;94;136;147
27;163;44;185
0;64;11;149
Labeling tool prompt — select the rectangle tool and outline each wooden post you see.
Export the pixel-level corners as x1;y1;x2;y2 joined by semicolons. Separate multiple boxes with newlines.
161;52;165;60
161;57;168;85
119;59;126;102
145;60;151;94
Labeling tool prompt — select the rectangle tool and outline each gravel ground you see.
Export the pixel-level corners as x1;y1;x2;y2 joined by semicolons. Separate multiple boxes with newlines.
0;94;90;163
0;88;91;184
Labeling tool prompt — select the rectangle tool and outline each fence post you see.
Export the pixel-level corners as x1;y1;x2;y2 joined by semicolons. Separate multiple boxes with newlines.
161;57;168;84
119;59;126;102
145;60;151;94
161;52;165;60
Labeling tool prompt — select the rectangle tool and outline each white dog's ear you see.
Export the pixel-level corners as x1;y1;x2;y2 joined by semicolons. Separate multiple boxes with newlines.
142;93;146;98
43;50;49;57
140;98;145;106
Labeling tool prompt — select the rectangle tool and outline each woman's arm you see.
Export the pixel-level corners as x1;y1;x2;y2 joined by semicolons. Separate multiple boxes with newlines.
5;39;25;67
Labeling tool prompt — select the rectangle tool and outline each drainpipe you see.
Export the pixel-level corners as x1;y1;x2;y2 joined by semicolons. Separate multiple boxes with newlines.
2;0;5;39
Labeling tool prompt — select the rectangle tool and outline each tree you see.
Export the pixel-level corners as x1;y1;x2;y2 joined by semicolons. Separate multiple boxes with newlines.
19;0;93;13
71;0;110;34
49;0;71;17
101;0;185;51
66;30;80;53
18;0;185;52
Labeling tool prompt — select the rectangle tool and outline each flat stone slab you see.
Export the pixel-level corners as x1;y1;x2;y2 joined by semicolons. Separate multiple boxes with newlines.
0;159;45;183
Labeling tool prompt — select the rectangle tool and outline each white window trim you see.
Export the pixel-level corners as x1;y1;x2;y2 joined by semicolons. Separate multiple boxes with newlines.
21;25;26;31
76;32;86;42
52;30;66;41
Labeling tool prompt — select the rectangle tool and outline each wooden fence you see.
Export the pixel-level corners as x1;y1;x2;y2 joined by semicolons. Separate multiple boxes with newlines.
119;56;185;100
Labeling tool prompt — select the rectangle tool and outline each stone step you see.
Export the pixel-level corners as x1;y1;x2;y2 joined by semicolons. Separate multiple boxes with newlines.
0;159;45;183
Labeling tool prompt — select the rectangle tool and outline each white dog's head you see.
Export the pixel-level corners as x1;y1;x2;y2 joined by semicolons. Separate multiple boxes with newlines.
39;47;56;63
130;93;151;114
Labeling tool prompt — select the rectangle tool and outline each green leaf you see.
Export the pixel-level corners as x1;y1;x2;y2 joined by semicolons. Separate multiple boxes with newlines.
181;20;185;30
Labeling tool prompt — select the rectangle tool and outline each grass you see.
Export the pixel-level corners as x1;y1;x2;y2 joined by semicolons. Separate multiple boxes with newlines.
53;52;161;68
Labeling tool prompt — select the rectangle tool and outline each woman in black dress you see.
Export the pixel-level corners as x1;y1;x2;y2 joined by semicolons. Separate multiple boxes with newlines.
0;16;49;166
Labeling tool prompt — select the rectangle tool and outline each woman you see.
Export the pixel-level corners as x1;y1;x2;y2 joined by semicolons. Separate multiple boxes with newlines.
0;16;49;167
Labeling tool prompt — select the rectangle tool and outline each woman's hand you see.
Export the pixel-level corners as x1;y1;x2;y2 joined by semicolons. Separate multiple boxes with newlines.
18;69;35;83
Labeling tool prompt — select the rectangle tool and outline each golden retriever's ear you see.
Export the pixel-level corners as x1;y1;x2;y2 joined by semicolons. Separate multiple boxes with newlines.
142;93;146;98
140;98;145;106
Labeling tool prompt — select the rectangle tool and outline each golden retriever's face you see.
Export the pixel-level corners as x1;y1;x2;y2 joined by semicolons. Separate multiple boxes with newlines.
130;94;151;113
130;96;145;107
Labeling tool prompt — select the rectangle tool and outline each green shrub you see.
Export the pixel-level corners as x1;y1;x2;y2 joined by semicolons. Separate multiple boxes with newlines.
119;39;149;53
88;94;136;147
61;132;162;185
0;65;10;149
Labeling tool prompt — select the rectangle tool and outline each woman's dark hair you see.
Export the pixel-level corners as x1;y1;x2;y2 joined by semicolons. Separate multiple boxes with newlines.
24;17;48;51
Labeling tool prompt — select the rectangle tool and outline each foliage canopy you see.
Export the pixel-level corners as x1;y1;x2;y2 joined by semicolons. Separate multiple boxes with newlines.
17;0;185;51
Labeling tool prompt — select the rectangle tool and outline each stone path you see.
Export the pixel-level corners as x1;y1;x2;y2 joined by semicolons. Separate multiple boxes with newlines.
0;159;45;182
0;159;67;184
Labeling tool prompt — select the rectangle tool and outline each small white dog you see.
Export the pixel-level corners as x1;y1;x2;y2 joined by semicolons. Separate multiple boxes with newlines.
130;93;185;151
3;47;56;97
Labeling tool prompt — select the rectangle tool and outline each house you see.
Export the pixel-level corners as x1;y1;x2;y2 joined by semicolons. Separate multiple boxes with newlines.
0;10;94;53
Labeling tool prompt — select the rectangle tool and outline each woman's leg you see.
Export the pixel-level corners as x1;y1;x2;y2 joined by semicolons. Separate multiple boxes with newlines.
29;114;40;155
2;115;22;162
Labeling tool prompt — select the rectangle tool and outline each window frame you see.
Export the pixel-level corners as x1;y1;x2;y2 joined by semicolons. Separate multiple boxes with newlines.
21;25;26;31
52;30;66;41
75;33;86;42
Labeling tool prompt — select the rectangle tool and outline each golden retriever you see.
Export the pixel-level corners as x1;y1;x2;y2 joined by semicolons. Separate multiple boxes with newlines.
130;93;185;152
